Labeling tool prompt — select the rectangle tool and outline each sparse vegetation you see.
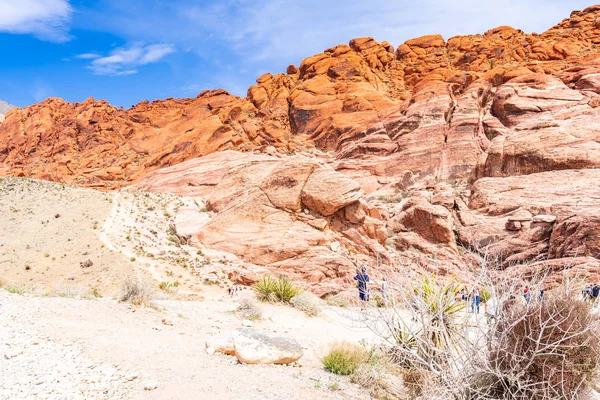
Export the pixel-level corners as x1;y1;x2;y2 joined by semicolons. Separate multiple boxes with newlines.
5;285;25;295
119;279;152;306
290;292;321;316
321;341;368;376
325;294;348;308
237;299;263;321
158;281;180;293
254;276;301;303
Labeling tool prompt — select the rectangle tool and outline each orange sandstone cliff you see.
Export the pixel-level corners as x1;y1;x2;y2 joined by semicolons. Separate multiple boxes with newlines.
2;6;600;292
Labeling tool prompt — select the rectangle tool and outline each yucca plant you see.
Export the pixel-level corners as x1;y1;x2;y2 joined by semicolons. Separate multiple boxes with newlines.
410;275;466;363
254;275;301;303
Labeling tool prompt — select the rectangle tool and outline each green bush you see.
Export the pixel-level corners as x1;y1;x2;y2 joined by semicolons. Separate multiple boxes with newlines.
479;287;492;303
5;285;25;295
254;276;301;303
322;341;368;375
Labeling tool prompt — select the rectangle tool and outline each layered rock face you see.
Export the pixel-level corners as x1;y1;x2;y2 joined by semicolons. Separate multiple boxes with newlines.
0;91;291;189
3;6;600;188
133;151;387;295
3;6;600;290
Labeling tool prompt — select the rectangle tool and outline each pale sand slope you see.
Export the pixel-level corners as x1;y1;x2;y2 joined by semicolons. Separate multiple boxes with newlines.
0;177;245;298
0;290;377;400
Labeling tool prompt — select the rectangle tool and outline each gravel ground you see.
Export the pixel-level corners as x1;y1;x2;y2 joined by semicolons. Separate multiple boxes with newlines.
0;291;374;400
0;297;137;400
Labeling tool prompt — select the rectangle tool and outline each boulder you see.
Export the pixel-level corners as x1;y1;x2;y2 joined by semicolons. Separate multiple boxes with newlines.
233;329;303;365
205;331;236;356
301;168;362;216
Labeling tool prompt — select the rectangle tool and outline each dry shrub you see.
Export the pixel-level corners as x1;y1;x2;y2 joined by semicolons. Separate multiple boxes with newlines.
325;294;349;308
120;279;153;306
483;294;600;400
351;349;408;400
290;292;321;316
237;298;263;320
321;341;368;376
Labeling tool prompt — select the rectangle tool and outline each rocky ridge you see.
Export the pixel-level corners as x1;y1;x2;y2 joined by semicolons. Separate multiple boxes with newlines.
2;6;600;290
0;99;15;123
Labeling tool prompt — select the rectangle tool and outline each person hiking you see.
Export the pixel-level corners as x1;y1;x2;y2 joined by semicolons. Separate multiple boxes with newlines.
523;286;531;304
353;266;370;310
592;283;600;306
380;277;390;307
538;289;545;302
471;288;481;314
460;288;468;304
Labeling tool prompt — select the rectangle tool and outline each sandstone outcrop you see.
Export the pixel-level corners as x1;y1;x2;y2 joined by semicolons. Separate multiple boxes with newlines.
133;150;387;295
4;6;600;288
0;92;291;189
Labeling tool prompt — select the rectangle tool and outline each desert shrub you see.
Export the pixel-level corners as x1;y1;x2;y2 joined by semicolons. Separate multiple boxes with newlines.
290;292;321;316
373;294;386;308
321;341;368;375
5;285;25;295
351;348;407;400
119;279;153;306
158;281;179;293
325;294;348;308
237;299;263;320
479;287;492;303
402;275;465;354
481;294;600;400
254;276;301;303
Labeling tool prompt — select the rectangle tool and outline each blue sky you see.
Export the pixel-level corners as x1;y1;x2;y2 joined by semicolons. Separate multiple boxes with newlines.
0;0;593;108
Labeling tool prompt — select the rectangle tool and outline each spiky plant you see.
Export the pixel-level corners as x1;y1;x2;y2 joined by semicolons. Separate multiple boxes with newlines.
254;275;301;303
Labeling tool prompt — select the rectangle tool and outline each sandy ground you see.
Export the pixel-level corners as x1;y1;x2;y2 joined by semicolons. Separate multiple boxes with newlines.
0;289;378;400
0;177;246;298
0;177;382;399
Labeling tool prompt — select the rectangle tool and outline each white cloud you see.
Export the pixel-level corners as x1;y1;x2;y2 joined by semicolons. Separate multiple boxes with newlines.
0;0;72;42
179;0;593;65
86;42;175;76
75;0;593;96
75;53;101;59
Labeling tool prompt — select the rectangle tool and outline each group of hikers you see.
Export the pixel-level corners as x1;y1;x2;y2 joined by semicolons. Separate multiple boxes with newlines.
352;266;558;315
583;283;600;304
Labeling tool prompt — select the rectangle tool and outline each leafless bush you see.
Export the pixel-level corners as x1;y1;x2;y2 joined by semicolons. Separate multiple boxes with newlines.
348;255;600;400
476;294;600;400
119;278;153;306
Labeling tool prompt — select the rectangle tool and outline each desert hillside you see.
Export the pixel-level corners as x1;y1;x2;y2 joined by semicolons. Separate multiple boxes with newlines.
1;5;600;292
3;5;600;400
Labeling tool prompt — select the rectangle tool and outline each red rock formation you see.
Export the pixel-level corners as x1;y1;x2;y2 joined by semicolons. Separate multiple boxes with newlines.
0;91;291;189
132;151;387;295
3;6;600;289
